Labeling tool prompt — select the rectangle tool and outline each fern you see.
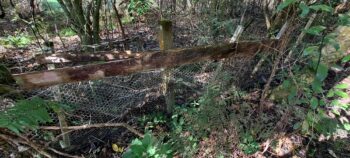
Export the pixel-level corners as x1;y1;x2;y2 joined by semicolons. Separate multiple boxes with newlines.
0;97;55;134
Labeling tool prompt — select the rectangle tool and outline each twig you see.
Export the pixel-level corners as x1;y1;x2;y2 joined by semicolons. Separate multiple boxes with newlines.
250;54;268;78
263;0;272;30
47;147;83;158
0;132;83;158
44;129;74;147
283;13;317;63
276;20;289;40
262;139;271;154
0;134;53;158
40;123;144;138
260;17;295;109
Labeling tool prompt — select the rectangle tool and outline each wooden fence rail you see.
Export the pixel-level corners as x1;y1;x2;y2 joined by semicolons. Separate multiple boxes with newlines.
13;40;277;90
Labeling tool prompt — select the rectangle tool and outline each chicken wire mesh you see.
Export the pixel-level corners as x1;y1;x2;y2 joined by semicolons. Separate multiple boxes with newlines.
0;32;271;153
0;1;273;150
10;54;256;150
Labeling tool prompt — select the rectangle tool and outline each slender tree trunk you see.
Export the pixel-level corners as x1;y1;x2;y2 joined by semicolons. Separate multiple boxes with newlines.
113;0;129;50
182;0;187;10
57;0;101;51
93;0;102;44
172;0;176;13
0;0;5;18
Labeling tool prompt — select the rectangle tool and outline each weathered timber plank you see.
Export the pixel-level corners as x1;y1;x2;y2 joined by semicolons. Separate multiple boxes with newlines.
13;40;277;89
36;51;141;64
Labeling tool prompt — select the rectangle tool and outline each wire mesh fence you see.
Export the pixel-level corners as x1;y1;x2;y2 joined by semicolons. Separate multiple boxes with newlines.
10;52;257;150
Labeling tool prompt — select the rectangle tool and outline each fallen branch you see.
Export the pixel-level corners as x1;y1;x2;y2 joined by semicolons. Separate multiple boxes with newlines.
40;123;144;138
0;130;83;158
0;134;53;158
47;147;83;158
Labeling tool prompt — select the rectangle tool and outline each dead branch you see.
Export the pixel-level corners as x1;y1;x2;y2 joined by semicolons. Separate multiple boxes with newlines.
0;130;82;158
0;133;53;158
47;147;83;158
283;13;317;63
40;123;144;138
260;16;296;109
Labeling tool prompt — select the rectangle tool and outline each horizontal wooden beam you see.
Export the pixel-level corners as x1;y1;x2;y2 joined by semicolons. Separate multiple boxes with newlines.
36;50;141;64
13;40;277;89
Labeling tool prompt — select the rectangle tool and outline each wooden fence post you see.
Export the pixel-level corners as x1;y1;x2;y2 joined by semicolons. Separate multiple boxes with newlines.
159;19;175;114
45;42;71;149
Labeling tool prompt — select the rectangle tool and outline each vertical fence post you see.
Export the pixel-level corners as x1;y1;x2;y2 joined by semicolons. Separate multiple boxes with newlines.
45;42;71;149
159;20;175;114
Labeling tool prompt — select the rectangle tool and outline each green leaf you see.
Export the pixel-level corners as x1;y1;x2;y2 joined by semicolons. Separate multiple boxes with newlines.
331;100;341;106
293;122;301;130
309;4;333;12
131;139;143;146
142;133;152;147
335;90;349;98
147;147;156;156
312;79;323;93
335;83;349;89
277;0;297;12
303;46;318;56
0;117;9;126
319;99;326;106
342;55;350;63
299;2;310;17
316;64;328;81
0;97;53;133
310;97;319;109
122;150;134;158
130;144;145;156
344;123;350;131
332;109;340;115
327;90;335;98
7;124;21;134
301;120;309;133
305;25;326;35
325;34;341;51
339;14;350;26
282;79;291;88
288;87;298;103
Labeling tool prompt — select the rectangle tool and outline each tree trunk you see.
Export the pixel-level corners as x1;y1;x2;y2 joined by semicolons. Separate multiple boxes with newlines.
0;0;5;18
113;0;129;50
57;0;101;51
80;33;93;47
92;0;102;44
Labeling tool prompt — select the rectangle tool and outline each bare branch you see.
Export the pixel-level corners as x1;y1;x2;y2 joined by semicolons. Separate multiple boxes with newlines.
40;123;144;138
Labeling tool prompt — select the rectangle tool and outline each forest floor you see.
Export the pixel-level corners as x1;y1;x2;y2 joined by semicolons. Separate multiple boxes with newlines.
1;13;350;158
